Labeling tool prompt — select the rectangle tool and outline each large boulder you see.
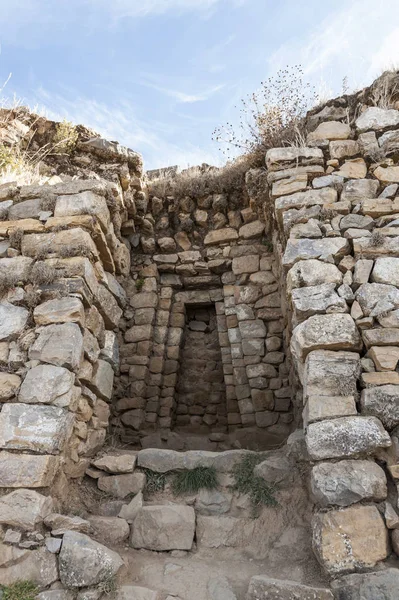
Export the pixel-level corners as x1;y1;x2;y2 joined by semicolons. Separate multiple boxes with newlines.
306;416;391;460
0;403;74;454
246;576;333;599
33;297;85;326
0;489;53;530
130;505;195;551
59;531;124;588
291;284;346;322
287;260;343;293
304;351;360;399
282;238;350;269
356;107;399;132
54;191;110;230
331;569;399;600
18;364;75;406
312;505;389;574
311;460;387;507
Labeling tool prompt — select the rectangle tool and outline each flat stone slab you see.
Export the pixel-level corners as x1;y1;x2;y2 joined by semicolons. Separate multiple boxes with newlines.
18;364;75;406
137;448;254;473
92;452;137;474
331;569;399;600
246;576;334;599
130;505;195;551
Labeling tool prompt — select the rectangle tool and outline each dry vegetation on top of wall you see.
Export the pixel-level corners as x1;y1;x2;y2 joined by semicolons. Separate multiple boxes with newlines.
148;156;252;200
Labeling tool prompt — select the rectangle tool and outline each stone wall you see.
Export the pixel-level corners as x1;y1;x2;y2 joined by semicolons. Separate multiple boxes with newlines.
0;138;142;491
113;174;293;447
265;105;399;576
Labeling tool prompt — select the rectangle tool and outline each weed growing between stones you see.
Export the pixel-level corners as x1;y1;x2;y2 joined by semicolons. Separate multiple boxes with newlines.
97;570;118;597
0;272;21;295
371;229;385;246
233;454;277;513
171;466;218;496
52;119;79;155
143;468;166;495
135;277;145;291
0;581;38;600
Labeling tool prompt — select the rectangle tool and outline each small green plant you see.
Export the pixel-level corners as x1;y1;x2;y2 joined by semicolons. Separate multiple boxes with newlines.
143;468;166;495
53;119;78;155
135;277;145;291
1;581;38;600
232;454;277;513
171;466;218;496
261;238;273;252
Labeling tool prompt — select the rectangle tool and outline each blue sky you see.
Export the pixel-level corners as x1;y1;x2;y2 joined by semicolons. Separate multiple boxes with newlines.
0;0;399;169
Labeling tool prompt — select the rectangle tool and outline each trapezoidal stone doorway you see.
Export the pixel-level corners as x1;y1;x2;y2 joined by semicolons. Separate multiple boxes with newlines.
173;303;228;434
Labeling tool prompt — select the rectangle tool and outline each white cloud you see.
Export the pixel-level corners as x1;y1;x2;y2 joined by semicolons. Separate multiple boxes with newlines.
139;80;225;103
268;0;399;93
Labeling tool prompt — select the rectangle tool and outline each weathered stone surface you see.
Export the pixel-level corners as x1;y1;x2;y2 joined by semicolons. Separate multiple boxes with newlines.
208;576;237;600
336;158;367;179
360;385;399;430
276;188;337;223
304;395;357;425
331;569;399;600
372;257;399;287
204;228;238;246
118;491;143;522
37;590;74;600
34;297;85;326
44;512;91;534
283;238;350;268
354;236;399;259
238;220;265;239
266;147;323;171
0;403;74;454
29;323;84;370
232;255;259;274
238;319;266;338
131;505;195;551
356;282;399;317
0;372;21;401
98;472;145;498
195;489;232;515
356;107;399;132
0;302;29;341
246;576;333;600
272;173;308;197
291;314;361;364
0;451;59;487
312;505;389;574
363;328;399;348
374;166;399;183
59;531;124;588
88;515;130;545
341;178;379;203
22;227;98;259
54;191;110;229
254;454;293;486
0;546;58;587
311;460;387;507
18;364;75;406
115;587;161;600
100;330;119;369
196;515;255;548
304;350;360;399
291;284;346;322
92;452;136;474
0;489;53;530
330;140;359;160
95;284;123;328
137;448;253;473
306;416;391;460
89;359;114;401
369;345;399;371
80;137;142;170
287;260;342;292
308;120;350;142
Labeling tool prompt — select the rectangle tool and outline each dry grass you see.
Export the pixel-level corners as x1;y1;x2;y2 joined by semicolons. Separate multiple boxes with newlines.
58;243;93;258
8;227;23;250
370;229;385;246
0;271;21;294
149;157;251;200
30;261;58;286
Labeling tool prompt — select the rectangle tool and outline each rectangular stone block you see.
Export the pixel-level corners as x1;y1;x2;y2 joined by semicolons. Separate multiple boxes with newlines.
0;451;60;487
303;395;357;426
0;403;74;454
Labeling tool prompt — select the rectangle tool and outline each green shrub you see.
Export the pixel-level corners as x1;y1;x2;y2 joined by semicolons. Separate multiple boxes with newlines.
135;278;145;291
171;466;218;496
232;453;277;512
1;581;38;600
53;119;78;154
